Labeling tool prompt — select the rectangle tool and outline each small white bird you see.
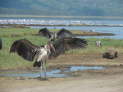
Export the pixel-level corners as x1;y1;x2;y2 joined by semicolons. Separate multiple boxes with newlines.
96;40;102;47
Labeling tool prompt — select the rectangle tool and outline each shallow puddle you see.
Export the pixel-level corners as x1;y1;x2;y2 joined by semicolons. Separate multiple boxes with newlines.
0;66;105;78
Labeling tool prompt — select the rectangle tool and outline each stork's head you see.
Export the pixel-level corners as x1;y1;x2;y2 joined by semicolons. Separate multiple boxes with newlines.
45;42;56;54
50;32;57;41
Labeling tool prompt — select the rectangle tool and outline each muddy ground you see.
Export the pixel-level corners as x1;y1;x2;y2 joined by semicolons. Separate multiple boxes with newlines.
0;53;123;92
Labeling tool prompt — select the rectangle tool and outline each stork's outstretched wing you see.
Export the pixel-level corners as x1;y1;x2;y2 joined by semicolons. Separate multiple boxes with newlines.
38;28;52;38
10;39;39;61
51;38;87;57
57;28;73;39
0;38;2;50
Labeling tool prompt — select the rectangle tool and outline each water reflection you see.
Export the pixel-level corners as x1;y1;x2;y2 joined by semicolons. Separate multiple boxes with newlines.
0;66;105;78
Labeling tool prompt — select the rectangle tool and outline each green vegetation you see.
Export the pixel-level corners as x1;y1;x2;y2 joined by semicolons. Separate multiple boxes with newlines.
0;28;48;69
0;28;123;70
67;38;123;54
0;28;37;37
0;0;123;16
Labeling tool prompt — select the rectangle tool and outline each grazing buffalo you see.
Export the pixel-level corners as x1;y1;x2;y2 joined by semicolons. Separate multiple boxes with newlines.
103;49;118;59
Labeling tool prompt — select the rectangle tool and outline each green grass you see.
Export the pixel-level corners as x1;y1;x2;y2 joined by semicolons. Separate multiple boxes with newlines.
67;38;123;54
0;28;38;37
0;28;60;37
0;28;123;70
0;28;49;69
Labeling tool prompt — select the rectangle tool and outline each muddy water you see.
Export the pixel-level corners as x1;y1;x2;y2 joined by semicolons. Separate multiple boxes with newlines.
0;66;105;78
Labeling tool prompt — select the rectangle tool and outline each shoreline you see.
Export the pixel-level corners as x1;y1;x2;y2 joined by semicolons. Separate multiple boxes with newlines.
0;25;115;36
1;24;123;27
1;15;123;19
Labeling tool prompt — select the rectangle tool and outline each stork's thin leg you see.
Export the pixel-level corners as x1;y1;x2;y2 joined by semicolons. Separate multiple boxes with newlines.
40;61;43;79
43;60;47;80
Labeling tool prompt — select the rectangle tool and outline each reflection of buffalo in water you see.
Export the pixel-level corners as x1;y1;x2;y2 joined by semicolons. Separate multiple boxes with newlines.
103;49;118;59
0;38;2;50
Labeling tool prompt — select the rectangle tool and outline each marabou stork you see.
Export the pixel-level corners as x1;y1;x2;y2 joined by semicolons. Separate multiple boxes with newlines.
10;38;87;79
38;28;74;40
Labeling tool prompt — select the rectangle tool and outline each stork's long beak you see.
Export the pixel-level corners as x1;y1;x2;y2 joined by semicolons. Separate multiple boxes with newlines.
47;41;56;54
51;44;56;53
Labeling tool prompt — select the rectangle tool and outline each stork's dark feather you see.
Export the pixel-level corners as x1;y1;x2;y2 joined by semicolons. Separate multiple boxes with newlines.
0;38;2;50
57;28;73;39
51;38;87;57
10;39;39;61
38;28;52;38
10;37;87;79
38;28;74;40
10;38;87;62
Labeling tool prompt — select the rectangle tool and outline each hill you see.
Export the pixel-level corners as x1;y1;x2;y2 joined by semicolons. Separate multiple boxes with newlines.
0;0;123;16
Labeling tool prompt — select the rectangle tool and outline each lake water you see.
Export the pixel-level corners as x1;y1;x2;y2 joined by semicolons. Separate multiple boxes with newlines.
0;17;123;39
30;25;123;39
0;66;105;78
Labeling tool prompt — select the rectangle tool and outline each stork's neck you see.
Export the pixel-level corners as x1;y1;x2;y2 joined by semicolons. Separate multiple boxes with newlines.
50;32;57;40
44;45;51;54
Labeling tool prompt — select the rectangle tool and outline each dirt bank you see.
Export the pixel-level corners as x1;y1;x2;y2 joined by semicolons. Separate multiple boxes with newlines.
0;53;123;92
0;66;123;92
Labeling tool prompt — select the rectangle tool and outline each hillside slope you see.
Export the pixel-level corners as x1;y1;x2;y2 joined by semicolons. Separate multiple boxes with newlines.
0;0;123;16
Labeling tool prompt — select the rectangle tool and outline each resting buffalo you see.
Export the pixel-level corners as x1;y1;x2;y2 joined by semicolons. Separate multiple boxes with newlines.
103;49;118;59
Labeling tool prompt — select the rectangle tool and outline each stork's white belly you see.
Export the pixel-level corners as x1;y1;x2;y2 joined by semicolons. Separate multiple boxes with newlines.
36;48;49;62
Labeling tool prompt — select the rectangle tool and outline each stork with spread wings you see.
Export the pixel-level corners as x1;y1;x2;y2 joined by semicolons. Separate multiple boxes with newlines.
50;37;87;57
10;38;87;79
38;28;74;40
